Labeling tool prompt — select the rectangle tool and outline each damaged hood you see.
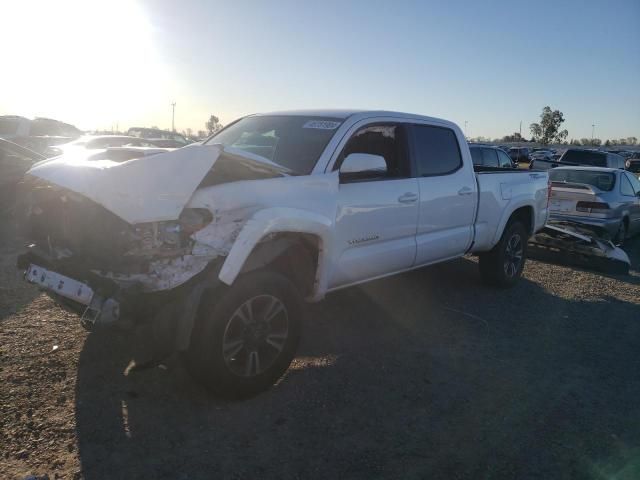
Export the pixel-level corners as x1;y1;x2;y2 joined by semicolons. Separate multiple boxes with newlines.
26;145;288;224
27;145;222;224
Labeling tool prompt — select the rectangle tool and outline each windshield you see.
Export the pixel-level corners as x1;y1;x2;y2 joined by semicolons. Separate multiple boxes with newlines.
550;169;616;191
205;115;343;175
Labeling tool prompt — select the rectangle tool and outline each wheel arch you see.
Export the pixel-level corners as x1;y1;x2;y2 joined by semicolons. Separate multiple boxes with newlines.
218;207;333;301
492;203;535;246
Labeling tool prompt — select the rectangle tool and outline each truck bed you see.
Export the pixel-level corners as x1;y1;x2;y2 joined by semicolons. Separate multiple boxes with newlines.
470;169;549;252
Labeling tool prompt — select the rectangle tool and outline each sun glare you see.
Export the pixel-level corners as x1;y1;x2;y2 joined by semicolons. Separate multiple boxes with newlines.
1;0;168;129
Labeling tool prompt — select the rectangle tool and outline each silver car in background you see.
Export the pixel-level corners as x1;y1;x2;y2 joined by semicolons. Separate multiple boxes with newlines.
549;166;640;244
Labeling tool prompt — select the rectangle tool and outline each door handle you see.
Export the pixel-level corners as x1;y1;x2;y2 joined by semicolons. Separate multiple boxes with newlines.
398;192;418;203
458;187;474;196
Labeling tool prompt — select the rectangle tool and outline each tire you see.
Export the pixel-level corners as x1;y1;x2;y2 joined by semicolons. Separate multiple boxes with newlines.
186;271;303;399
613;220;627;247
479;221;528;287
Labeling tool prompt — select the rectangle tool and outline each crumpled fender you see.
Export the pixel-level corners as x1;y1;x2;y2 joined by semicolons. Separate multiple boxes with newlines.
218;207;333;300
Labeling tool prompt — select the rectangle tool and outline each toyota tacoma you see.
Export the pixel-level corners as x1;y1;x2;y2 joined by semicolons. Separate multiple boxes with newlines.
18;110;550;398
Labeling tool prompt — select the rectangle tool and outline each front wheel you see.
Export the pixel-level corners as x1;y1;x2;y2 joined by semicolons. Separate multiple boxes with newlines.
479;221;528;287
186;271;303;399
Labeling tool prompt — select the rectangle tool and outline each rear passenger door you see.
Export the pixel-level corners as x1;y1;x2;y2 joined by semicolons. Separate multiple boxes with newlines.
411;124;477;265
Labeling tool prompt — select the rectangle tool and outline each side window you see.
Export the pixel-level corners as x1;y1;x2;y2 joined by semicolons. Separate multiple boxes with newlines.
470;148;483;166
625;173;640;194
497;150;513;168
620;174;635;196
481;148;499;167
338;123;408;178
412;125;462;176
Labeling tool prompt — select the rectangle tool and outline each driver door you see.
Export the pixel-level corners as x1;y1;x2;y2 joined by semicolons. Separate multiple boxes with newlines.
328;123;419;288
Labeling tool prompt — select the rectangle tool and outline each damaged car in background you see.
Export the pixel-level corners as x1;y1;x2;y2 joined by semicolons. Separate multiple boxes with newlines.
18;110;550;398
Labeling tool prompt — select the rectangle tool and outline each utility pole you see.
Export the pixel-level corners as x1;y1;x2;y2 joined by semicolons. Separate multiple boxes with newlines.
519;121;522;139
171;102;176;132
591;122;596;146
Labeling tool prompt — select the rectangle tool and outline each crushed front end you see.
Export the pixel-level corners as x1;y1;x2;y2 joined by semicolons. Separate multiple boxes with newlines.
17;177;223;358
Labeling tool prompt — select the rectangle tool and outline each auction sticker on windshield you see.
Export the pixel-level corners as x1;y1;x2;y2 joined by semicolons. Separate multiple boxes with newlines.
303;120;341;130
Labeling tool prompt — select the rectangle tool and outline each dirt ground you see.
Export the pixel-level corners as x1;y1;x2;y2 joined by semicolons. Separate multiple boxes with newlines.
1;214;640;480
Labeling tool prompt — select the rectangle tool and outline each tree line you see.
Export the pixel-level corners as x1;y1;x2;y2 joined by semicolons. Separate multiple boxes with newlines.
469;106;638;147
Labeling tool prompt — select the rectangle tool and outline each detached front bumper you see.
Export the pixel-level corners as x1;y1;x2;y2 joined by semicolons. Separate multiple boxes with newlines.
23;263;122;329
18;247;224;358
548;213;621;237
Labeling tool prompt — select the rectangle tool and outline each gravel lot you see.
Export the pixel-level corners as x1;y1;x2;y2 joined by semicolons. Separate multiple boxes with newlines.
2;214;639;480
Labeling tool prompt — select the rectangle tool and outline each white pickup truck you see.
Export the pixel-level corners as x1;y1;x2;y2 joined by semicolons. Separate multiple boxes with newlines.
19;110;549;397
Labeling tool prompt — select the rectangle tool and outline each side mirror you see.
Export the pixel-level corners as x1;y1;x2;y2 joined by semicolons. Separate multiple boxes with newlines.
339;153;387;180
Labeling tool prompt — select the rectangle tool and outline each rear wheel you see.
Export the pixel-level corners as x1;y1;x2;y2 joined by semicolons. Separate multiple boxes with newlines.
186;271;302;399
479;221;528;287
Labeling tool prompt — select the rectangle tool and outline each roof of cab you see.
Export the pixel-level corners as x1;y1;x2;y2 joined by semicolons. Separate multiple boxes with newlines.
251;109;459;129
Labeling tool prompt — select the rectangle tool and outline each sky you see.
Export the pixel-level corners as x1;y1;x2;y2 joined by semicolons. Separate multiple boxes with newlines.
2;0;639;140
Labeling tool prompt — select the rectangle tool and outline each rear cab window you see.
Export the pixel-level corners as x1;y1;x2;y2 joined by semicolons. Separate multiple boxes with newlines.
410;124;462;176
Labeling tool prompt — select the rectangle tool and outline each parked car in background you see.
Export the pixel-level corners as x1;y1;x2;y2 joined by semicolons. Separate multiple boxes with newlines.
607;150;634;159
82;146;174;163
548;166;640;244
530;150;554;161
127;127;191;148
44;135;173;164
0;138;45;212
531;149;627;171
560;149;627;169
0;116;82;155
528;150;556;169
508;147;530;164
626;152;640;177
53;135;162;155
469;144;516;168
